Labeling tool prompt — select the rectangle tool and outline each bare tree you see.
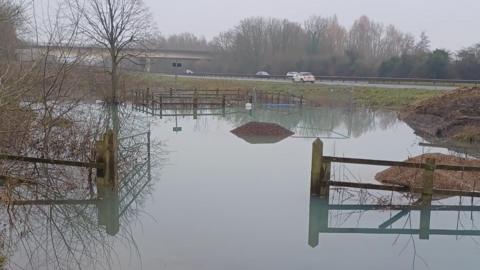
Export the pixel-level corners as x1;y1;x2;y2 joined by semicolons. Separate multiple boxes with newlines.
70;0;151;103
0;0;24;61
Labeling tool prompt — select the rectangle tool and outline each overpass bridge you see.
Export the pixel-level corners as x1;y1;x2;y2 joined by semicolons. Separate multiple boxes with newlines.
16;45;214;72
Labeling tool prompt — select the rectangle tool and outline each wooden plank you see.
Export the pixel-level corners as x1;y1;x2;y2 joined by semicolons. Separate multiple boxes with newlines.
326;204;480;211
328;180;480;197
328;180;411;192
12;199;99;205
320;227;480;236
323;156;480;172
0;154;103;168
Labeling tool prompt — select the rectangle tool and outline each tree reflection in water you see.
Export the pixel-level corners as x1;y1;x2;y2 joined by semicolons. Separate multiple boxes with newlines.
0;104;163;270
158;105;399;139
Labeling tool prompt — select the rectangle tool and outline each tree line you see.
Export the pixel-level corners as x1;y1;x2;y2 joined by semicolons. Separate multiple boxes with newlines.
3;1;480;81
148;16;480;80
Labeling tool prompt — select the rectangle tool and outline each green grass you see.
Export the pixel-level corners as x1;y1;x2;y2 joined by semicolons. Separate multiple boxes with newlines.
351;88;444;109
132;73;445;110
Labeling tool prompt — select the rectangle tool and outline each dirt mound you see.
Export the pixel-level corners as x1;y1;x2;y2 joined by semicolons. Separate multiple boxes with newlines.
400;87;480;143
375;153;480;191
231;122;294;144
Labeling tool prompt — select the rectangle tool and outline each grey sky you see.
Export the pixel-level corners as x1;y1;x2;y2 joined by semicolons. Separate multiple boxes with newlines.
144;0;478;51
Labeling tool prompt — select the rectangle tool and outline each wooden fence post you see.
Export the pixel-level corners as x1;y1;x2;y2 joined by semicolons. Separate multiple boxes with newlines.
193;89;198;119
159;96;163;118
308;196;329;248
311;139;323;196
422;158;435;197
222;94;226;116
132;90;136;109
95;129;117;187
151;92;154;114
97;185;119;236
419;157;435;239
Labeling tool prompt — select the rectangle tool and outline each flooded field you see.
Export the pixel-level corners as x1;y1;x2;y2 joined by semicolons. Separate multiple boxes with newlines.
4;105;480;270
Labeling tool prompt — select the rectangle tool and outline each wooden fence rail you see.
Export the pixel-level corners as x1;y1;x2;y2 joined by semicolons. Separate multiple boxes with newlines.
131;88;308;114
323;156;480;172
310;138;480;197
0;154;103;168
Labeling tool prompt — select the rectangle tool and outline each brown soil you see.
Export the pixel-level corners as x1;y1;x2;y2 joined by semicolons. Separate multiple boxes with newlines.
231;122;294;136
375;153;480;191
400;87;480;143
231;122;294;144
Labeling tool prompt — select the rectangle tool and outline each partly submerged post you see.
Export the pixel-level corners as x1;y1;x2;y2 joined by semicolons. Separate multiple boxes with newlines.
422;158;436;197
222;94;226;116
311;138;322;196
311;138;331;197
419;157;435;240
151;91;155;114
419;194;432;240
159;96;163;118
95;129;117;187
97;184;120;236
193;89;198;119
308;196;329;248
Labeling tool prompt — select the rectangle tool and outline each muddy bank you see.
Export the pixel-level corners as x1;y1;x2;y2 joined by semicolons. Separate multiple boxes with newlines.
400;87;480;143
375;153;480;191
231;122;294;144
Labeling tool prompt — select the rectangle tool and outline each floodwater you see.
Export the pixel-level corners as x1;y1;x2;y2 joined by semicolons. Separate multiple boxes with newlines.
6;105;480;270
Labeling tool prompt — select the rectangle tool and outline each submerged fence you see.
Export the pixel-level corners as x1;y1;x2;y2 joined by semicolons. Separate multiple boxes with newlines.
310;138;480;198
131;88;311;118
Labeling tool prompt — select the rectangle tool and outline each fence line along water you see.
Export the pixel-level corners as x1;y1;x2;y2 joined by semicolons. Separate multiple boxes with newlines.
131;88;310;118
308;138;480;247
310;138;480;198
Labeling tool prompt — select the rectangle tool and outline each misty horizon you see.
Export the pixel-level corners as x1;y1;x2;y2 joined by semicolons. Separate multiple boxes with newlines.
145;0;478;51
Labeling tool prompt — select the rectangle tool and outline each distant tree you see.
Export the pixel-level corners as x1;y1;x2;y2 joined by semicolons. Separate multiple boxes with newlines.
204;15;466;79
348;15;383;59
378;57;400;77
426;49;450;79
455;43;480;79
304;15;346;56
166;33;209;50
415;31;430;54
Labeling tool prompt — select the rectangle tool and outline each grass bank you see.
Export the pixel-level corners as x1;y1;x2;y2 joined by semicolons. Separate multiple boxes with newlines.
131;73;445;110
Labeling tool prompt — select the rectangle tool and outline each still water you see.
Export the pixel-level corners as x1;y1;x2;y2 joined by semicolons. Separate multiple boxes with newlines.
8;105;480;270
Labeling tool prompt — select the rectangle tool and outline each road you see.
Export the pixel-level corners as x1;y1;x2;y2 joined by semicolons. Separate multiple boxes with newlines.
175;74;456;91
